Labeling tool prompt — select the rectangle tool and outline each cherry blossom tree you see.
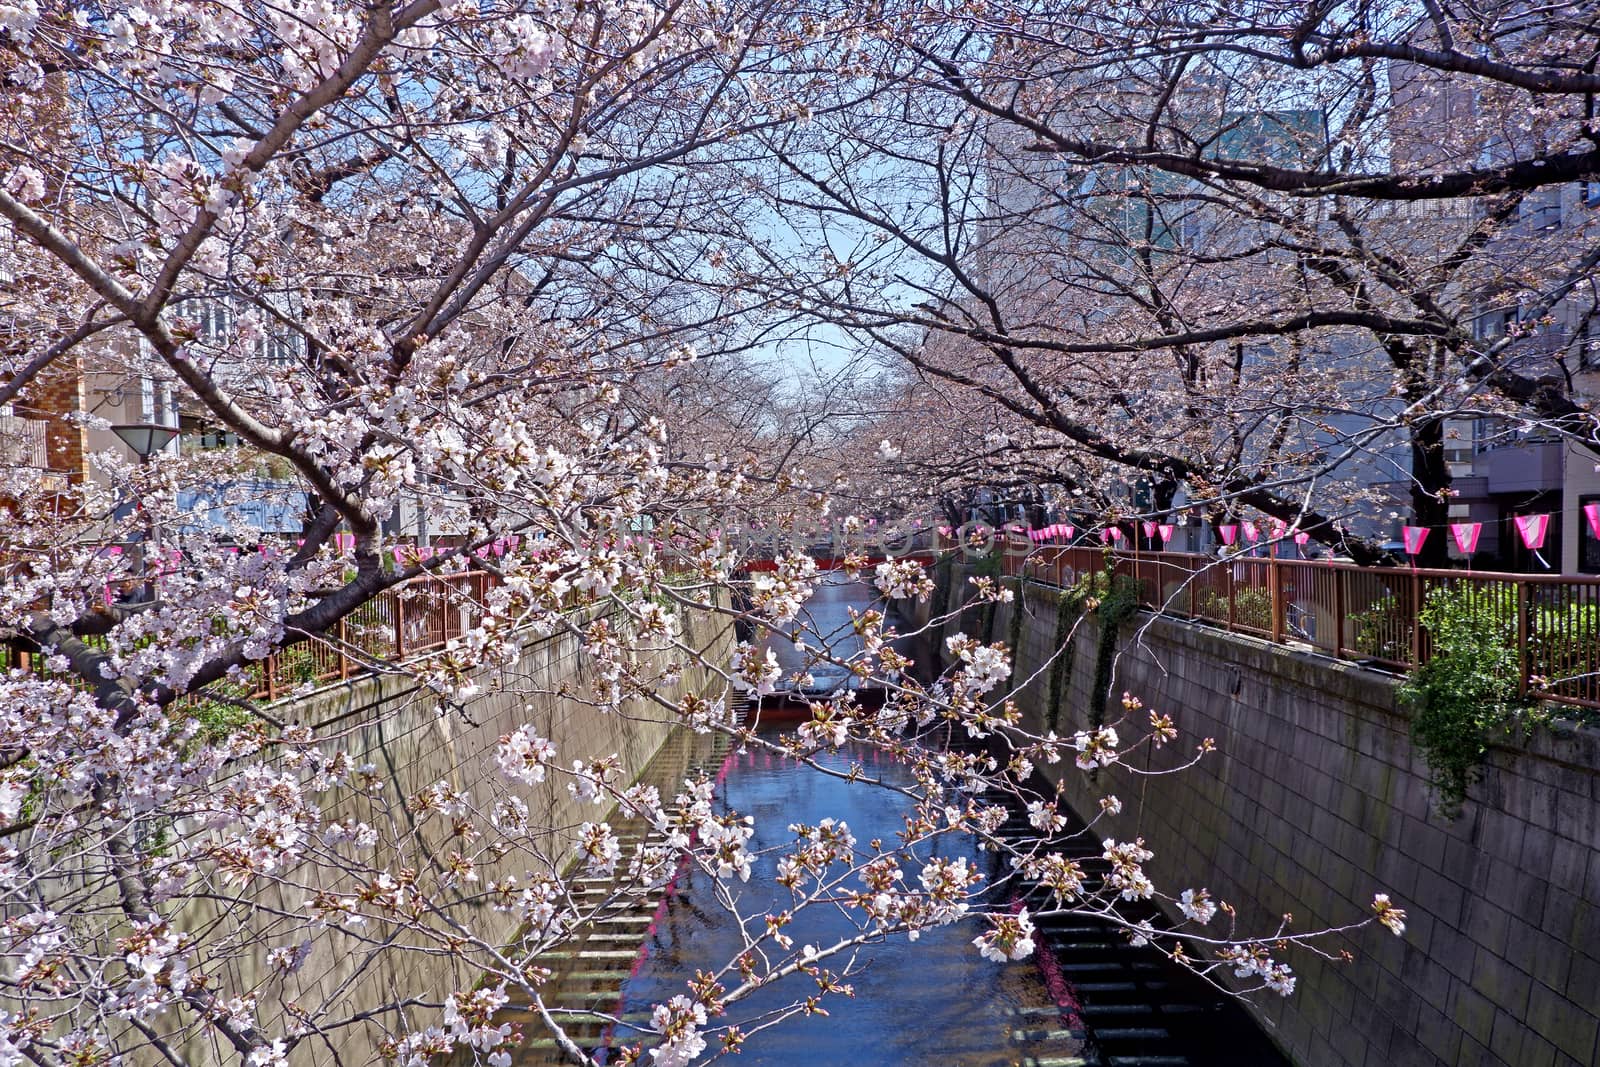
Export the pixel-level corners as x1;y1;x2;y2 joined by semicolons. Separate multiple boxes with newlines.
2;1;1407;1063
730;0;1600;565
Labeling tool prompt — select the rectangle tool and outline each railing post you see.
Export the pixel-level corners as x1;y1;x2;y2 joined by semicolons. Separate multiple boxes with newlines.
1333;568;1346;659
1270;560;1285;643
1517;581;1530;698
394;592;406;659
265;653;277;701
1410;570;1424;667
339;616;349;679
1227;562;1236;631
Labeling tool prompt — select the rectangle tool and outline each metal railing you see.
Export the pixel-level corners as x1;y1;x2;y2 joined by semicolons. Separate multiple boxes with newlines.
2;572;494;703
247;571;491;700
971;538;1600;712
0;414;48;469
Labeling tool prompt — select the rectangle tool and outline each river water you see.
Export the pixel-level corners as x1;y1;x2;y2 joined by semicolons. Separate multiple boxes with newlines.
596;577;1289;1066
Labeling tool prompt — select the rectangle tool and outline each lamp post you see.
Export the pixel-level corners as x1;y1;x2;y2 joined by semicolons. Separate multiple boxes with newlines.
111;422;179;600
111;422;178;460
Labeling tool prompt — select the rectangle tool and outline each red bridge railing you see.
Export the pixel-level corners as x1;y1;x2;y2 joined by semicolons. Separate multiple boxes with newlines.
972;538;1600;711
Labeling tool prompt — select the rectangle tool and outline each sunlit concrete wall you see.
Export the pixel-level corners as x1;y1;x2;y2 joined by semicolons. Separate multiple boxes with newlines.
167;605;734;1067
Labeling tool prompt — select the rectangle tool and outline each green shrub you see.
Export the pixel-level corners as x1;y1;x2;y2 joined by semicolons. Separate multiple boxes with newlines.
1348;591;1406;660
1196;585;1272;632
1400;585;1530;816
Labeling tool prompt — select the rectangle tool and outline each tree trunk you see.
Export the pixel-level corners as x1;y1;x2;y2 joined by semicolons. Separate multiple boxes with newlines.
1409;415;1453;569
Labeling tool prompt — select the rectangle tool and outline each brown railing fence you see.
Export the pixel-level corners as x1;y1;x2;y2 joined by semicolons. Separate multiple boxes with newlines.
250;572;490;700
1;572;494;703
974;537;1600;712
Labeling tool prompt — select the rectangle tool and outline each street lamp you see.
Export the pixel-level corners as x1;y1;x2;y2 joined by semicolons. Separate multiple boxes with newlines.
110;423;179;600
111;422;178;459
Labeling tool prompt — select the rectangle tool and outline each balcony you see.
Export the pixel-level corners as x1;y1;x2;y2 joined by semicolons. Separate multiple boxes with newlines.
0;413;48;469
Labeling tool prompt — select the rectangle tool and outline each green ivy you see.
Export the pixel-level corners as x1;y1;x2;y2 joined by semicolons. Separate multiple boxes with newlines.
972;551;1003;643
1089;573;1141;729
1048;581;1090;732
1007;575;1026;672
1399;584;1531;817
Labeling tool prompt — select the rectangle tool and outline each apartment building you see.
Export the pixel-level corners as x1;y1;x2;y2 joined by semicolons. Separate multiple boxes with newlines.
1389;54;1600;573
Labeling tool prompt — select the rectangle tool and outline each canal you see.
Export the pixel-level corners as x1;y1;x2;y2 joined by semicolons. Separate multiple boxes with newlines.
516;577;1292;1066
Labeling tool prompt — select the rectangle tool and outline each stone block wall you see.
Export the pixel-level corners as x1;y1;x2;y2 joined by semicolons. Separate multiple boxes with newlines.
932;569;1600;1067
173;605;734;1066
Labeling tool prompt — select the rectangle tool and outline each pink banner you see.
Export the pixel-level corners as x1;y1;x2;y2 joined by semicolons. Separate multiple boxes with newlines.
1450;522;1482;555
1402;526;1429;555
1585;502;1600;542
1157;523;1175;542
1514;513;1549;550
1218;524;1238;545
1243;521;1259;543
1062;525;1075;540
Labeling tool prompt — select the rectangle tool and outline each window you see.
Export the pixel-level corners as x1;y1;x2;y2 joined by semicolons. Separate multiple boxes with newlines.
1519;187;1562;230
1475;307;1517;340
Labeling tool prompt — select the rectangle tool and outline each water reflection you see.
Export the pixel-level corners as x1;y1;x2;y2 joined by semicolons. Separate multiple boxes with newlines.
756;573;913;701
608;735;1072;1065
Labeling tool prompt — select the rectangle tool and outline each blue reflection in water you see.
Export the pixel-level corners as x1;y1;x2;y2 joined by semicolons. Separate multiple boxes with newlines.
608;737;1067;1065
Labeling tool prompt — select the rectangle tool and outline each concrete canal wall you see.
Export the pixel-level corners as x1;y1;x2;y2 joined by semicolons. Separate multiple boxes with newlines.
918;567;1600;1067
183;605;734;1067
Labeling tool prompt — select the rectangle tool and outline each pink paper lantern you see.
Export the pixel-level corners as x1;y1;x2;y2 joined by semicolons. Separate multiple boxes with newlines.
1218;524;1238;545
1292;529;1310;546
1450;522;1482;555
1141;521;1158;539
1514;514;1549;550
1157;523;1175;542
1585;502;1600;542
1062;525;1075;540
1401;525;1429;555
1243;521;1260;543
